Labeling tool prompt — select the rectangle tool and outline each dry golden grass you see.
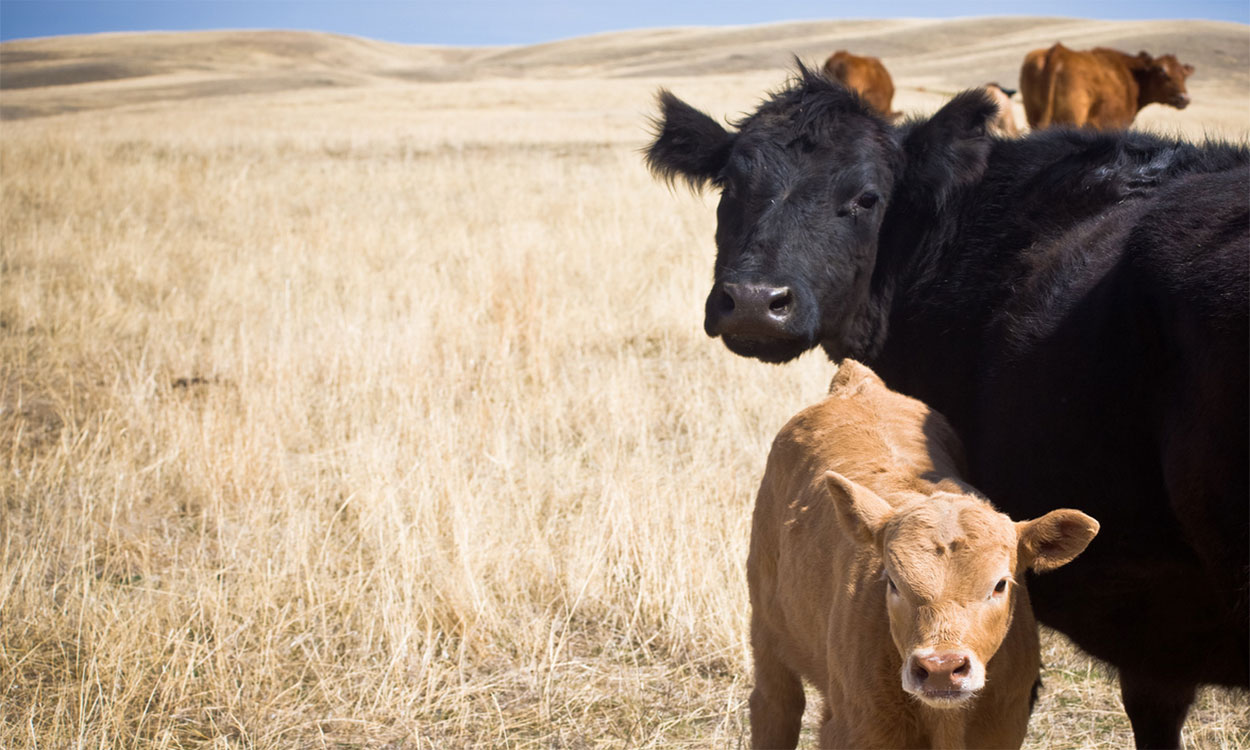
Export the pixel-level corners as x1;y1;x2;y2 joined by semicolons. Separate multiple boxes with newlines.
2;19;1248;748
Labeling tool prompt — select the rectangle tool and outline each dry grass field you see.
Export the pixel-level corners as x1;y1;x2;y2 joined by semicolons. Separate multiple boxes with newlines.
2;17;1248;748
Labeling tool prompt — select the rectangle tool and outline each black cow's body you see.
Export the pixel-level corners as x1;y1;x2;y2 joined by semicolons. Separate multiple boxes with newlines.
647;68;1248;749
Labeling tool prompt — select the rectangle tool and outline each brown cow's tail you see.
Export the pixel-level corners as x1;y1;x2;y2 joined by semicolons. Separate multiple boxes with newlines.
1037;43;1064;129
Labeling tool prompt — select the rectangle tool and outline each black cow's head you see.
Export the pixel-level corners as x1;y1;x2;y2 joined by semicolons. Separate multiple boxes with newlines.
645;66;997;364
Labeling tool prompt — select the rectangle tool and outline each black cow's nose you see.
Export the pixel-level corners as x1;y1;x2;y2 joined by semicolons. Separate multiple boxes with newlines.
709;281;794;337
720;282;793;316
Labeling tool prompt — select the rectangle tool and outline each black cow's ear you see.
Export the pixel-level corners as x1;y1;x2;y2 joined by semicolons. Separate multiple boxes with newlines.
899;89;997;211
645;90;735;192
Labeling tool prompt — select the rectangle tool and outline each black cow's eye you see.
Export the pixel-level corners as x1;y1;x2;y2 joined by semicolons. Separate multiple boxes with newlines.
857;192;880;209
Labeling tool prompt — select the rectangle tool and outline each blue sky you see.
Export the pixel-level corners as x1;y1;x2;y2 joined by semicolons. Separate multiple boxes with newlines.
2;0;1247;46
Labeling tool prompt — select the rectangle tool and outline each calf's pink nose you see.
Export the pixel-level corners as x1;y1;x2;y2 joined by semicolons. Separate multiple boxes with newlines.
911;652;971;688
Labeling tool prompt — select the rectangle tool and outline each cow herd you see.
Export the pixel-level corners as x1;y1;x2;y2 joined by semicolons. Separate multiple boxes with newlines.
645;42;1246;750
823;43;1194;134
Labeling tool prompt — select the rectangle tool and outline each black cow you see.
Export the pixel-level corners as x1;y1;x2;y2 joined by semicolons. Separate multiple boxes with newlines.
646;66;1248;749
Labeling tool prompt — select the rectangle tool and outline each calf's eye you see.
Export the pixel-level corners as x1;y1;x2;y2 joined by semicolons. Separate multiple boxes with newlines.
992;578;1009;598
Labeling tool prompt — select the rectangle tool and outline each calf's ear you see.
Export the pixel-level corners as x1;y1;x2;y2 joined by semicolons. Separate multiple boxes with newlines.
825;471;893;545
899;89;997;211
1017;509;1100;573
645;90;734;192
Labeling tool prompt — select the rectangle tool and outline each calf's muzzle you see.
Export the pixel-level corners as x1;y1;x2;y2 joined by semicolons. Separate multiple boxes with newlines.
904;649;981;704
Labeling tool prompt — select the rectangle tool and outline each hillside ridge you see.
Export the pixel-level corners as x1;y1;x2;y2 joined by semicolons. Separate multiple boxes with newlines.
1;19;1246;121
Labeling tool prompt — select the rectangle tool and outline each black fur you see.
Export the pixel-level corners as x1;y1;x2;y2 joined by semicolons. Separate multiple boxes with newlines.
644;90;734;192
645;69;1249;749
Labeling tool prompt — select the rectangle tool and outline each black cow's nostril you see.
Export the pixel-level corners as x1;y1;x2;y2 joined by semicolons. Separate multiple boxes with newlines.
718;289;736;315
768;289;793;314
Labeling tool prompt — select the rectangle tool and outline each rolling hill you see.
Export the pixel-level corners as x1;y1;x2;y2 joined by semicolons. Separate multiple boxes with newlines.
2;18;1247;133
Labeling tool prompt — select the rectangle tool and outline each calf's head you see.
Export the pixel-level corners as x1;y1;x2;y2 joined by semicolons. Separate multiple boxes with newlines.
825;471;1099;707
645;66;998;363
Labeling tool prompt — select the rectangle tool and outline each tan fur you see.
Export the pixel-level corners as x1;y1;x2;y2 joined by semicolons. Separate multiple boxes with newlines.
823;50;898;119
1020;46;1049;129
747;361;1099;749
982;82;1020;137
1019;43;1194;130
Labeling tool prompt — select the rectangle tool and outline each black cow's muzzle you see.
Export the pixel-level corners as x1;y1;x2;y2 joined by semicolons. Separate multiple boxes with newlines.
704;279;812;363
705;281;794;337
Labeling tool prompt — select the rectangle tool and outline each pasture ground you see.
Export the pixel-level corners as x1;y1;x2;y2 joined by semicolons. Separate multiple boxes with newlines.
2;18;1248;748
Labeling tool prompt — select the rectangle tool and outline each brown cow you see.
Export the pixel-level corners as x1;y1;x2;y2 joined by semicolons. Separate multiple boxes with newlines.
747;361;1099;749
1020;43;1194;130
983;82;1021;137
823;50;897;119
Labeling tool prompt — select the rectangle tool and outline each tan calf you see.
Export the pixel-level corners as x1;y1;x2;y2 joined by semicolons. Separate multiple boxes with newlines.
747;361;1099;749
982;82;1021;137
